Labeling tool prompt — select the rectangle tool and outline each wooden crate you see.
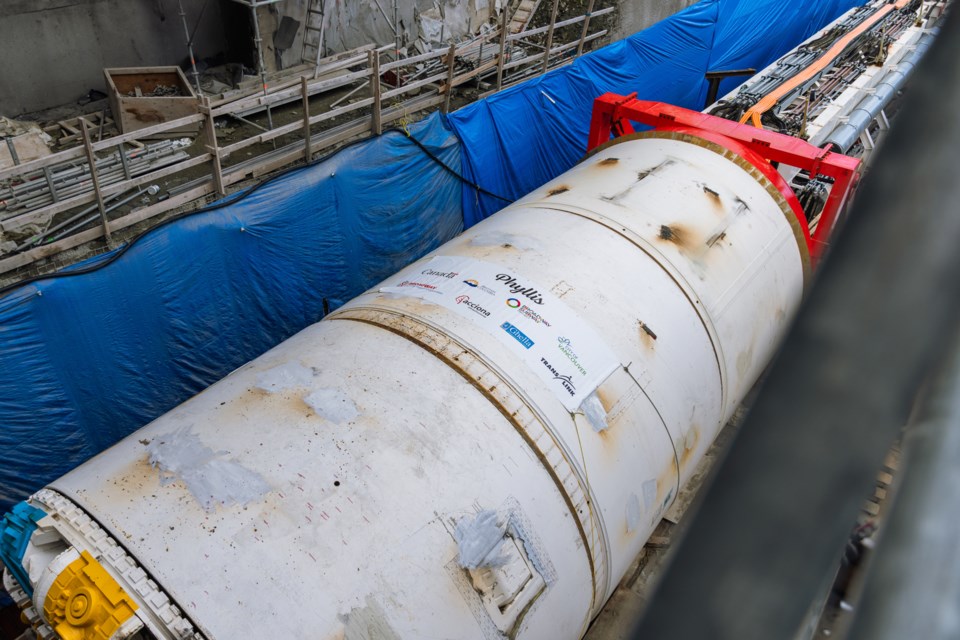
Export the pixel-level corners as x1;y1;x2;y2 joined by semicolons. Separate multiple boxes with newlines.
104;67;200;137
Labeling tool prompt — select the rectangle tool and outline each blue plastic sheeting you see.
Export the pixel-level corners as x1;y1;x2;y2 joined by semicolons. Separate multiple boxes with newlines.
447;0;866;225
0;114;461;512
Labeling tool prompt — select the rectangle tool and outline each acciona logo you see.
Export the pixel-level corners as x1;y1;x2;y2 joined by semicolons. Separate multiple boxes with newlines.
456;295;491;317
495;274;544;305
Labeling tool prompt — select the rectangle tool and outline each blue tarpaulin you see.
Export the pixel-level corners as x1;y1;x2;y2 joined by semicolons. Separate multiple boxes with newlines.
0;0;866;513
0;115;461;510
448;0;865;224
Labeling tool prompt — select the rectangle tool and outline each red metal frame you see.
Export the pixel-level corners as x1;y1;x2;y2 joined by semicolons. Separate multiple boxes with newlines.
587;93;862;267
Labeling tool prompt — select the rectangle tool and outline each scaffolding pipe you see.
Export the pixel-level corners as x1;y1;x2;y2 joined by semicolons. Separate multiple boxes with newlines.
178;0;204;96
0;152;187;216
393;0;400;60
1;142;177;196
1;144;181;206
542;0;560;75
45;185;160;244
1;148;174;201
1;151;185;211
250;5;275;132
822;27;938;152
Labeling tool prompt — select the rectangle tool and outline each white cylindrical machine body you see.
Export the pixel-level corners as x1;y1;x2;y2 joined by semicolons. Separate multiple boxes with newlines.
12;131;808;639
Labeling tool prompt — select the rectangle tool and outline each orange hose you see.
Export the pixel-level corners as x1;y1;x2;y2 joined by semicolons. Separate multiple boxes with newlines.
740;0;911;127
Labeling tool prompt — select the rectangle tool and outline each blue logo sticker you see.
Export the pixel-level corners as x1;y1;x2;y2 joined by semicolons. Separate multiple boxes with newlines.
501;322;534;349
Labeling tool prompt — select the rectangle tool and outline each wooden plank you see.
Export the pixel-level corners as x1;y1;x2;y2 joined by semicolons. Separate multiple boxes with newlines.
452;28;503;55
1;154;211;232
236;123;373;181
306;97;375;126
218;120;303;157
380;47;448;72
440;58;499;93
542;0;561;75
500;30;606;73
0;184;216;276
212;68;370;117
201;101;225;196
301;77;313;163
0;147;86;182
105;65;183;76
443;44;456;113
80;120;111;243
243;95;442;180
380;71;447;100
213;50;372;110
90;114;204;152
576;0;597;56
371;50;382;136
108;184;215;234
0;226;105;274
220;94;376;159
496;6;511;91
506;7;613;42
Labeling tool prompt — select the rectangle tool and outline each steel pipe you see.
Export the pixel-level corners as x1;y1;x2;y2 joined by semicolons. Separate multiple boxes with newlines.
823;27;938;152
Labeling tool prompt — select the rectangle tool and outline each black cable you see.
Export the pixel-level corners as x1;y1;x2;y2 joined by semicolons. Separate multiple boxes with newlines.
0;127;511;297
388;126;512;204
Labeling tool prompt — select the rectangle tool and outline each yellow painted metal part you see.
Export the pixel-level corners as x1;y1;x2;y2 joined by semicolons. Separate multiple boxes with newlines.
43;550;138;640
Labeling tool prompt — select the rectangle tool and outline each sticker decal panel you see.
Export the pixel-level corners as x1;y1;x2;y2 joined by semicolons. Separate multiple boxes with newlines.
380;256;619;410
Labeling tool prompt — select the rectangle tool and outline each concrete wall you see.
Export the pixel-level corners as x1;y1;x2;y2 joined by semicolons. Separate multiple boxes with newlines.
260;0;499;73
261;0;700;73
0;0;697;116
610;0;701;42
0;0;227;116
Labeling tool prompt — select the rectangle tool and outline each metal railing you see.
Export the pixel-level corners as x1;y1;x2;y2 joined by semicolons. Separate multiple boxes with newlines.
0;5;613;280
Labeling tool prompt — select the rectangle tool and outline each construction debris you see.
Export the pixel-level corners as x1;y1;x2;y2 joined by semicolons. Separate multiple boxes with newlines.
126;84;184;98
0;139;190;246
0;117;53;171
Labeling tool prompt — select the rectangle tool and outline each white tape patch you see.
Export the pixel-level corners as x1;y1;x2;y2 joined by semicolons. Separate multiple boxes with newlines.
147;427;270;512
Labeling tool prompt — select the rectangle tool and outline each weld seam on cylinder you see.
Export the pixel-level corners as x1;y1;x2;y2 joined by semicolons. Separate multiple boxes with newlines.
623;365;683;506
527;201;729;419
328;305;612;620
583;130;813;286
